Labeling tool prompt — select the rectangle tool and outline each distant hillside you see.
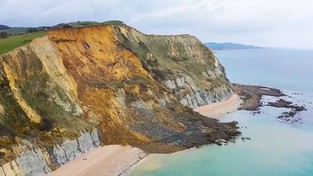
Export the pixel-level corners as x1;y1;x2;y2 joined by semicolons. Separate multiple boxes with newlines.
205;42;262;50
0;24;10;30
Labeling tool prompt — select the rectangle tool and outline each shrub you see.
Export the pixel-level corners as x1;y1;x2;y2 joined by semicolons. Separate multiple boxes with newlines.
0;31;8;38
26;28;39;33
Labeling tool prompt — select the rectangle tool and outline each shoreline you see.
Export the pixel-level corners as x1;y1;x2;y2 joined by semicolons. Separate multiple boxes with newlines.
194;94;243;118
233;84;307;122
49;145;146;176
119;154;149;176
49;94;243;176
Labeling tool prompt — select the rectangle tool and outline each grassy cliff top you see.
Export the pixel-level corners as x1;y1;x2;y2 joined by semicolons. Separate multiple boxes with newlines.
0;21;126;56
0;32;46;55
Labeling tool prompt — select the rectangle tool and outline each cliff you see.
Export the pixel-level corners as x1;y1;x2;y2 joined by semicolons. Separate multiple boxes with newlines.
113;26;233;108
0;24;238;175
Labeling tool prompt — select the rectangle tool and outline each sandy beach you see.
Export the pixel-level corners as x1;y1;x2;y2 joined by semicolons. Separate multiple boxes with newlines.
194;94;242;118
49;145;146;176
49;94;241;176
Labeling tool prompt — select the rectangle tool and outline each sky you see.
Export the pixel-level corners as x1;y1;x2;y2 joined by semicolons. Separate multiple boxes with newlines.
1;0;313;48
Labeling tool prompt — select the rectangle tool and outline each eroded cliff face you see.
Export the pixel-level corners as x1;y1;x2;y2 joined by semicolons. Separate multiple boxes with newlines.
113;26;233;108
0;24;238;175
0;129;99;176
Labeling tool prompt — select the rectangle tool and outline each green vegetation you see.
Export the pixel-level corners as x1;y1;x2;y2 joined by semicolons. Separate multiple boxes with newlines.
3;27;31;35
0;26;49;35
183;60;213;75
101;20;124;26
113;26;233;91
0;31;45;55
0;31;9;38
68;21;101;28
68;20;124;28
0;20;126;56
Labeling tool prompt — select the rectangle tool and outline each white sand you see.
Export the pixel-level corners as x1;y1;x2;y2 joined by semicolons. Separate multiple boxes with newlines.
194;94;242;118
49;145;146;176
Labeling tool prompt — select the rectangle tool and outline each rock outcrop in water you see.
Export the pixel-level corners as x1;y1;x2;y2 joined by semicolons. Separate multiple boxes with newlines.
233;84;307;122
0;23;238;174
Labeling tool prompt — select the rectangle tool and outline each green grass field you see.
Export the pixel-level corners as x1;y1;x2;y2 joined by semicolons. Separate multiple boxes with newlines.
101;20;124;26
0;20;124;55
68;20;124;28
0;32;46;55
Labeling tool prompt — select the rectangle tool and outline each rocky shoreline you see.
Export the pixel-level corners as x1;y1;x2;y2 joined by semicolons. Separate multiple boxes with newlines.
267;99;307;122
233;84;307;123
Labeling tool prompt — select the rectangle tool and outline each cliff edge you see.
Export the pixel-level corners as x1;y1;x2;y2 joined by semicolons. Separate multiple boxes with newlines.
0;24;238;175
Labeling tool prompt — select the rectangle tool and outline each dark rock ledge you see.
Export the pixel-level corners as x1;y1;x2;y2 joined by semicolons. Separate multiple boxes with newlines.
233;84;307;123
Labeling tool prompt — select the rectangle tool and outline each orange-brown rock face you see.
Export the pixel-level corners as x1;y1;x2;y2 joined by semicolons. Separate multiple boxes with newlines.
48;26;156;144
44;25;237;149
48;26;149;83
0;24;239;172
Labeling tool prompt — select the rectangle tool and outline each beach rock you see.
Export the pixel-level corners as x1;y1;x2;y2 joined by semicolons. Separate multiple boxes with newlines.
1;161;23;176
51;144;68;166
233;84;308;123
215;139;228;145
0;139;51;176
233;84;284;110
0;129;100;175
50;129;100;167
268;98;307;123
16;148;51;176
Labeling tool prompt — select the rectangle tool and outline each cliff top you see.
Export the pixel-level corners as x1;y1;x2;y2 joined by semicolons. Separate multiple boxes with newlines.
0;32;45;55
0;21;198;56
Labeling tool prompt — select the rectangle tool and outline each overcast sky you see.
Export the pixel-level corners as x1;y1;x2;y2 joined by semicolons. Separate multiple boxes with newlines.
1;0;313;48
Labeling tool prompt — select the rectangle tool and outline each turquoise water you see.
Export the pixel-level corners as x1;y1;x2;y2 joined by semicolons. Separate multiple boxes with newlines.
130;49;313;176
217;48;313;93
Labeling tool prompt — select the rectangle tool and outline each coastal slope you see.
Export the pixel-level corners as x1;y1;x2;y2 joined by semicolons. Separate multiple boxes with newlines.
0;24;239;175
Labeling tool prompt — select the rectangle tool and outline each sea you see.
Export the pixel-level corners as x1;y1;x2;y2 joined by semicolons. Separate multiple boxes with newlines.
130;48;313;176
